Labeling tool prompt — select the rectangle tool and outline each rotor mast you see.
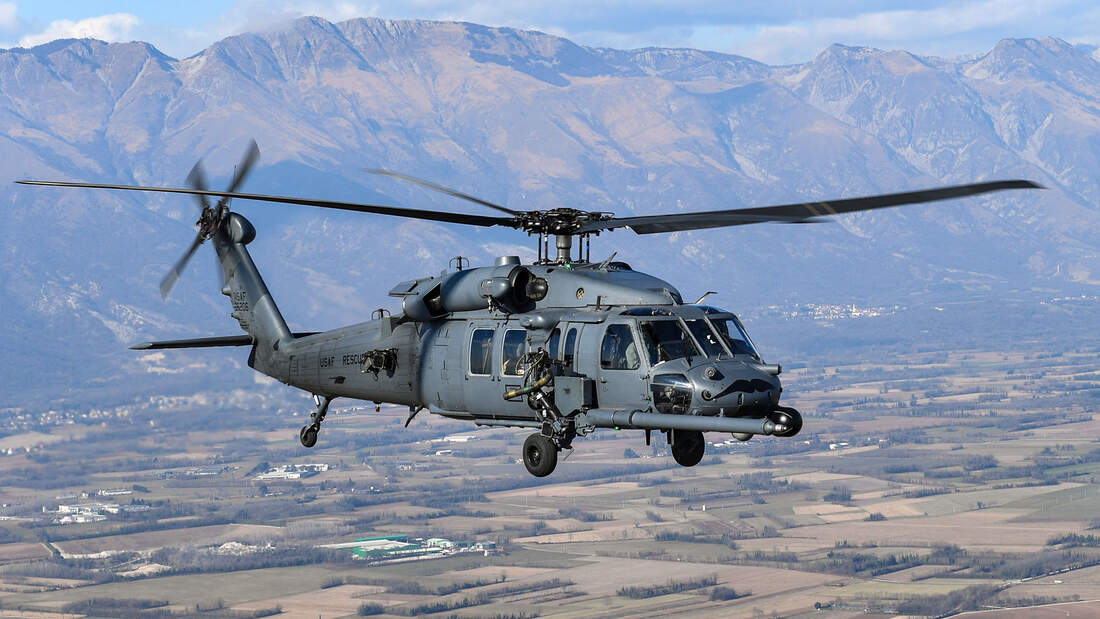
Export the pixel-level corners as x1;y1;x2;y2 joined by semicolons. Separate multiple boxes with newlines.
555;233;572;263
547;232;593;264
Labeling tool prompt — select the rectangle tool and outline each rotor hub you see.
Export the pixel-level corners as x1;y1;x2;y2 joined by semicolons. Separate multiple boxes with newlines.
516;208;614;236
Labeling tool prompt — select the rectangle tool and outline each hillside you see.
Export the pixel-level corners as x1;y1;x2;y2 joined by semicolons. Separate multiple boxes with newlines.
1;18;1097;410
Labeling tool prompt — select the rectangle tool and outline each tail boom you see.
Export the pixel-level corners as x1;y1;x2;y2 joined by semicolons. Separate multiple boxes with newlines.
213;213;292;370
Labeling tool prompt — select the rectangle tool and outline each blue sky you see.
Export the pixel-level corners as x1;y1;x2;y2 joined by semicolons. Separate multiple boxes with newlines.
1;1;1098;64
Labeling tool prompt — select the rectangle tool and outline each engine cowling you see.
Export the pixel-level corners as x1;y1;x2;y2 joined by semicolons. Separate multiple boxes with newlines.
400;265;548;321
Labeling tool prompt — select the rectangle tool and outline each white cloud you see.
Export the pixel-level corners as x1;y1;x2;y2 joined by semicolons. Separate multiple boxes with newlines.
726;0;1087;63
18;12;140;48
0;2;17;31
6;1;1098;62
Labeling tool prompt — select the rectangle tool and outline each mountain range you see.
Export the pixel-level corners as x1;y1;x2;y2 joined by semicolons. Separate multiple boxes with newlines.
1;18;1097;411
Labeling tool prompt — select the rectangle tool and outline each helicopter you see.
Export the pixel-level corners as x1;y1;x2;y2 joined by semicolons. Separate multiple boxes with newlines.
19;141;1040;477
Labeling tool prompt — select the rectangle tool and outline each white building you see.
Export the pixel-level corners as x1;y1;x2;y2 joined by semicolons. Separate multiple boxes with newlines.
442;434;477;443
254;462;330;480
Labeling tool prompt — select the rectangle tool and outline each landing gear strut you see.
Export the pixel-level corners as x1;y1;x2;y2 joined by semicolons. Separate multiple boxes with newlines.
523;433;558;477
509;351;571;477
300;395;332;448
671;429;706;467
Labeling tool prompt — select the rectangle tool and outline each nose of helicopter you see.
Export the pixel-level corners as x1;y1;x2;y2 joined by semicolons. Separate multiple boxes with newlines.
689;360;781;416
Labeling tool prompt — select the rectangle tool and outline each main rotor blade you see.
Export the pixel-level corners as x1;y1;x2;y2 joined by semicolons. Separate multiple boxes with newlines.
186;161;212;211
364;168;523;216
226;139;260;194
160;231;204;300
17;180;517;228
579;180;1042;235
215;139;260;213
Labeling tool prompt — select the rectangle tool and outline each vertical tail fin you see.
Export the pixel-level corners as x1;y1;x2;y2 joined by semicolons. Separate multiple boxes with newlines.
213;213;292;354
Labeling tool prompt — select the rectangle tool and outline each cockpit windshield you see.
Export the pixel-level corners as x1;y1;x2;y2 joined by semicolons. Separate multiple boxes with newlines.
683;319;726;358
709;316;759;358
638;320;700;365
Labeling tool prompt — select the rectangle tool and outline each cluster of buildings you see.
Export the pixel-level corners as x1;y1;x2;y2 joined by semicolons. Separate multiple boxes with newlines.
155;465;231;479
46;500;150;525
396;460;431;471
56;488;133;500
759;303;901;321
321;534;499;562
255;462;330;480
45;487;151;524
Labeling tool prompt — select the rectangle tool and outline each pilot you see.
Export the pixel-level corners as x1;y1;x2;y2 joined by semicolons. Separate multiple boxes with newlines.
622;338;639;369
604;330;639;369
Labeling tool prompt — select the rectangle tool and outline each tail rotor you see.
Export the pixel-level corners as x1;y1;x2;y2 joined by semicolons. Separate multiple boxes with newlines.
158;140;259;299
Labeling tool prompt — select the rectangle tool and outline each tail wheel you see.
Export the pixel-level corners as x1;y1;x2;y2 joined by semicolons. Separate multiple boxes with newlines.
769;407;803;437
671;429;706;467
523;433;558;477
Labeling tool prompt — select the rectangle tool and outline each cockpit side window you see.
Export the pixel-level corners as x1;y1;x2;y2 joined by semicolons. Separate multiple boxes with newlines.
684;319;726;357
600;324;640;370
638;320;700;365
469;328;494;375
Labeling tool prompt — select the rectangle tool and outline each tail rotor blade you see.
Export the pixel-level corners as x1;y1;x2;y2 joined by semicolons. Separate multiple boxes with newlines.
160;232;204;299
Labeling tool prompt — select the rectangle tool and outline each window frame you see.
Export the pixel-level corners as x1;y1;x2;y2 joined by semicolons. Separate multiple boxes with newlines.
637;318;702;366
600;323;641;370
706;314;760;359
563;327;578;368
468;328;495;376
501;329;528;376
546;328;561;359
683;317;727;358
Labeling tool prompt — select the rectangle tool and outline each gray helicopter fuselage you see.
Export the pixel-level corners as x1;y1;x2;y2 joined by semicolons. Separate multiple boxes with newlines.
23;140;1039;476
256;259;783;428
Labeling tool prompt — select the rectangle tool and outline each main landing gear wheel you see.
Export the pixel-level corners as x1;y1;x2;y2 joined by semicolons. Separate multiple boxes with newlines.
671;429;706;467
523;433;558;477
769;407;803;438
299;395;332;448
299;424;319;448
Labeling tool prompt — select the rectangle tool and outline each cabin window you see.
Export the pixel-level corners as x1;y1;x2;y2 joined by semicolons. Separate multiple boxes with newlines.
601;324;640;370
502;329;527;376
563;328;578;367
469;328;494;375
547;328;561;359
638;320;700;366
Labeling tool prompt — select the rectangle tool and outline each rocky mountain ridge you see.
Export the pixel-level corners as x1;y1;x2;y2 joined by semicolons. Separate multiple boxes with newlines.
1;17;1097;409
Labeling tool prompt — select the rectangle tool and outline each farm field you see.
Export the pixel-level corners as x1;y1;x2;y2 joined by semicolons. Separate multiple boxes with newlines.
0;344;1095;617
